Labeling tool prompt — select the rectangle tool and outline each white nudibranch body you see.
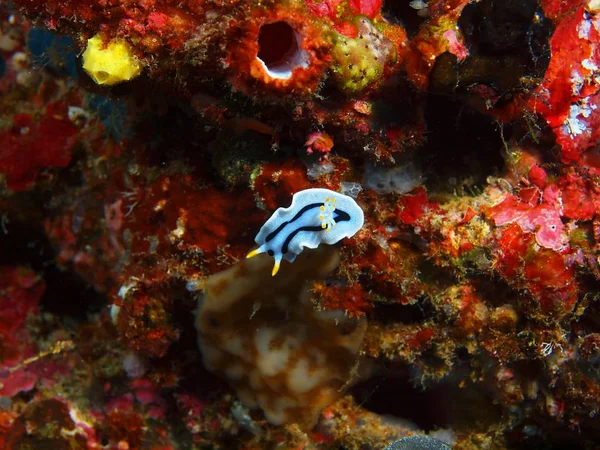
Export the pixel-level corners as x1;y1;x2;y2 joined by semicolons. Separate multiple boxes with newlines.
247;188;364;276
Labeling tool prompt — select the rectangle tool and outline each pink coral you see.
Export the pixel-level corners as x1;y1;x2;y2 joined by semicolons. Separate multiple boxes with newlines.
0;267;44;396
305;131;334;158
488;186;568;252
442;29;468;61
0;106;78;190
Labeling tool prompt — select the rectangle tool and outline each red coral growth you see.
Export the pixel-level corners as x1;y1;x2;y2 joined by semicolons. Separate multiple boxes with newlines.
172;188;259;255
492;224;578;318
313;281;373;317
578;334;600;360
482;163;599;318
115;288;179;358
523;249;577;314
347;0;383;18
396;187;436;226
0;104;78;190
305;131;334;158
104;409;145;449
528;164;548;189
558;170;600;221
3;399;88;449
252;160;312;210
44;210;120;291
495;223;532;279
0;267;44;397
305;0;384;32
13;0;197;52
406;327;435;350
351;236;425;304
0;266;43;337
526;4;600;168
540;0;583;19
488;186;567;252
404;0;471;89
453;284;488;337
147;11;170;33
125;175;263;265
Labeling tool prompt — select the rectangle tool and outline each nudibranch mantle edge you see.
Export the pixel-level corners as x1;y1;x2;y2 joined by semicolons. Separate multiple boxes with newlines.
247;188;364;276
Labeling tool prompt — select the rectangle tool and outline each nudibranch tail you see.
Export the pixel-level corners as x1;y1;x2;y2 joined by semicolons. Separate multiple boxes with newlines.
247;245;282;276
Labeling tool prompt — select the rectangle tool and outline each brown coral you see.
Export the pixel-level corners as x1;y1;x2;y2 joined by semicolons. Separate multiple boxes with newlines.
196;245;368;429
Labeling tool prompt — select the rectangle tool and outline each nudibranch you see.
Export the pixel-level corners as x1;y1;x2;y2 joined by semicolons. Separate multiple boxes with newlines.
247;188;364;276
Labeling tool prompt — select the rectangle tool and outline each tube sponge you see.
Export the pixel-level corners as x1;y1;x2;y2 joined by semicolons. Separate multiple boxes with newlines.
82;34;142;86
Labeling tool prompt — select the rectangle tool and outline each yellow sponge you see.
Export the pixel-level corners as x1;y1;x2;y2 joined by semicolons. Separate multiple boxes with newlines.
82;34;142;86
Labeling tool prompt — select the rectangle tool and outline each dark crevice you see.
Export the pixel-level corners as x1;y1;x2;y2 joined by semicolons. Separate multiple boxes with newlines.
42;265;106;318
370;298;434;325
430;0;553;107
418;95;506;190
382;0;427;38
351;371;502;431
473;275;522;309
574;287;600;336
0;219;106;319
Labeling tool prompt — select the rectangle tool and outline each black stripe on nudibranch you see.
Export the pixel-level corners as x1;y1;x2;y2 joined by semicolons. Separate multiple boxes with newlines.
265;202;323;243
334;209;350;222
281;226;323;254
280;209;352;254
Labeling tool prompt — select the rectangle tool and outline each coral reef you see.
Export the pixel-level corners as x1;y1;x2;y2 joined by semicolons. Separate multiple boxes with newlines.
1;0;600;448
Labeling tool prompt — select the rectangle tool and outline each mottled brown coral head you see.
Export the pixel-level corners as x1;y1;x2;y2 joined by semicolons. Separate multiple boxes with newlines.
196;246;367;429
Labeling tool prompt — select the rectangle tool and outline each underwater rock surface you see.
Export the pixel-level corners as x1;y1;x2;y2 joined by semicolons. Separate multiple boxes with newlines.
1;0;600;448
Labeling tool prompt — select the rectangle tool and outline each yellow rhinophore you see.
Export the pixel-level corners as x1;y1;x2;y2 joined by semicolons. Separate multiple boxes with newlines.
82;34;143;86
